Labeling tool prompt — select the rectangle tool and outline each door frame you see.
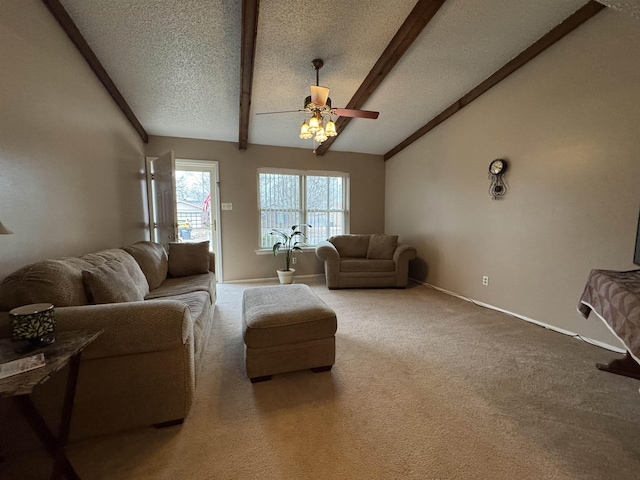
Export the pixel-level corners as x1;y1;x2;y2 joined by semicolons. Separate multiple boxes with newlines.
145;157;223;282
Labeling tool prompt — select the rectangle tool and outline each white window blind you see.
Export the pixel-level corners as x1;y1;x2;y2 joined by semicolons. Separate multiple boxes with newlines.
258;169;349;248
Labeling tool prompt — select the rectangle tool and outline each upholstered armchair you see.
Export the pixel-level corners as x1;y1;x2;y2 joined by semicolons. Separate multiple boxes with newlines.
315;234;416;289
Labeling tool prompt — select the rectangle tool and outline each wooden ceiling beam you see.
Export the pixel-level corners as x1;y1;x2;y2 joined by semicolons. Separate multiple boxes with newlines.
42;0;148;143
384;1;606;161
314;0;447;156
239;0;260;150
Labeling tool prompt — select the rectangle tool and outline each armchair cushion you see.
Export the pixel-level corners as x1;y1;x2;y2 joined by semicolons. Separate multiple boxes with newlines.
366;234;398;260
341;259;395;273
329;234;370;258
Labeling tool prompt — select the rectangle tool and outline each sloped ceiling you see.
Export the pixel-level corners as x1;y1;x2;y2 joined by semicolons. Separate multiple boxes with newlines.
58;0;606;156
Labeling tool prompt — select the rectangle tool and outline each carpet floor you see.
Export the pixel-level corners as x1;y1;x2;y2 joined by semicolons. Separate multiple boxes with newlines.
4;278;640;479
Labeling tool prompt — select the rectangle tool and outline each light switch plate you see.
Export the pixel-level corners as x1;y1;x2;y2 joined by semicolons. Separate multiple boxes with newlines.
221;203;233;210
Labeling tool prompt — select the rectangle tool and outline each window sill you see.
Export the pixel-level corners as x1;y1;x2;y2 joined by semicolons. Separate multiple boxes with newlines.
255;246;316;255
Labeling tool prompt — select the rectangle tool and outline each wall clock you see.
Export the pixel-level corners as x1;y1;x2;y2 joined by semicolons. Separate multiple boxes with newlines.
488;159;508;199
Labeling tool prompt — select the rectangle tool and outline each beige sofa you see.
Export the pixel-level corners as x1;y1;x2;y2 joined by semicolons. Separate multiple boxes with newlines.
0;241;215;439
315;234;417;289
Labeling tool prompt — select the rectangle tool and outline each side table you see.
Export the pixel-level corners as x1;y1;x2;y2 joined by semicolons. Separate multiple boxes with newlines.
0;330;102;480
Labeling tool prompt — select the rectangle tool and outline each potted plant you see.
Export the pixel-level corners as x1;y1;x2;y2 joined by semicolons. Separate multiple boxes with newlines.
271;224;311;284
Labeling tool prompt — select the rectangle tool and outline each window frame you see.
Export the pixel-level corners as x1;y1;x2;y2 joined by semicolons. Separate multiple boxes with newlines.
257;167;350;251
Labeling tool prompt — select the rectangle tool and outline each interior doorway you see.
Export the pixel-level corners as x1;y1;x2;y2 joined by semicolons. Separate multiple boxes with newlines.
146;155;223;281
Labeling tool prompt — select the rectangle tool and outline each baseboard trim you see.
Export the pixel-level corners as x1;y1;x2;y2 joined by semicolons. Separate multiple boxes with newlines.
410;278;625;355
223;274;324;284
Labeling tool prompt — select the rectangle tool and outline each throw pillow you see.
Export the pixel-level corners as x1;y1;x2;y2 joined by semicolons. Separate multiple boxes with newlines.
329;235;371;258
366;235;398;260
168;241;211;278
122;241;169;290
82;261;144;304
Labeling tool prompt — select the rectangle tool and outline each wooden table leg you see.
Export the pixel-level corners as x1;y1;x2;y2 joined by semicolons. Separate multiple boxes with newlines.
13;352;83;480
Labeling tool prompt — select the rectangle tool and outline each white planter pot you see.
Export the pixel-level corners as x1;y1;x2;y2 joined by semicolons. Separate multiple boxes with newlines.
277;269;295;284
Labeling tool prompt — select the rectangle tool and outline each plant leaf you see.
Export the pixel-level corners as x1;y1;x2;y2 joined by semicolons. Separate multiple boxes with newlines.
270;230;288;242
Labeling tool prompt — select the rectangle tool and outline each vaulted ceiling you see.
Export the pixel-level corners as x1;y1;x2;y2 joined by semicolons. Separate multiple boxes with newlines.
48;0;626;157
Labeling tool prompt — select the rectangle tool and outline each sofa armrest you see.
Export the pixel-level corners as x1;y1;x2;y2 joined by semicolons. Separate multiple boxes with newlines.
393;244;417;288
315;240;339;262
393;244;417;263
50;300;193;360
316;240;340;288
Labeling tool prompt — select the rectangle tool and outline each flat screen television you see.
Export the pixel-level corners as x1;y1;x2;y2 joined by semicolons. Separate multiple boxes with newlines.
635;208;640;266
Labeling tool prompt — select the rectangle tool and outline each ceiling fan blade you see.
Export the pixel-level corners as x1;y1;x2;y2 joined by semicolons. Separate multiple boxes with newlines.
310;86;330;106
255;110;305;115
332;108;379;119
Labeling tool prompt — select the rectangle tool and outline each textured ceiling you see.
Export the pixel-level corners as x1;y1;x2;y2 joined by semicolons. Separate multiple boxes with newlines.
248;0;417;151
597;0;640;18
60;0;605;155
61;0;242;141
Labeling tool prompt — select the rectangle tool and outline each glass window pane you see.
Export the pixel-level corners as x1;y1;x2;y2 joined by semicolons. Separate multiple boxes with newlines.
259;170;347;248
306;176;328;210
175;170;211;243
259;173;303;248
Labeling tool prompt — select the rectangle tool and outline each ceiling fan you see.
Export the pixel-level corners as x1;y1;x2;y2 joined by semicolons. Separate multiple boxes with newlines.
256;59;379;147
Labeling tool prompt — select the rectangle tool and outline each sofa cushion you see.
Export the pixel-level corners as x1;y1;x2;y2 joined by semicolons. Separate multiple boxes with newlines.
0;259;90;310
82;261;145;304
123;242;168;290
340;258;396;273
366;234;398;260
80;249;149;298
145;273;216;303
329;235;370;258
168;241;210;278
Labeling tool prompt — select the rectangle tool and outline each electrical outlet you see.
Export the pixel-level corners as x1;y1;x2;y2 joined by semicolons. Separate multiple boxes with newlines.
482;276;489;286
292;257;297;264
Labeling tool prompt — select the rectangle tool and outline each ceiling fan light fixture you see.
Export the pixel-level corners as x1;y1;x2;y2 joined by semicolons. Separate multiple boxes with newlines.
308;115;320;134
257;59;378;151
315;127;328;143
325;119;337;137
299;121;313;139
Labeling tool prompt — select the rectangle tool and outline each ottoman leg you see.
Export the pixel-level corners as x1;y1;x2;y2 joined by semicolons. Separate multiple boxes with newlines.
250;375;272;383
311;365;332;373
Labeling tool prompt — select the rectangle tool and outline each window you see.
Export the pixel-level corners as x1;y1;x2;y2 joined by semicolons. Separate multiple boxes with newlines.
258;168;349;248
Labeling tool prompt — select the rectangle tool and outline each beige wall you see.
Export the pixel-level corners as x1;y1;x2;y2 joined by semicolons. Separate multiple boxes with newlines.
0;0;147;281
145;137;384;281
385;9;640;347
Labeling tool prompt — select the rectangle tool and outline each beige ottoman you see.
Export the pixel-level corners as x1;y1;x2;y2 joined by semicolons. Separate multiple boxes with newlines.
242;284;337;383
